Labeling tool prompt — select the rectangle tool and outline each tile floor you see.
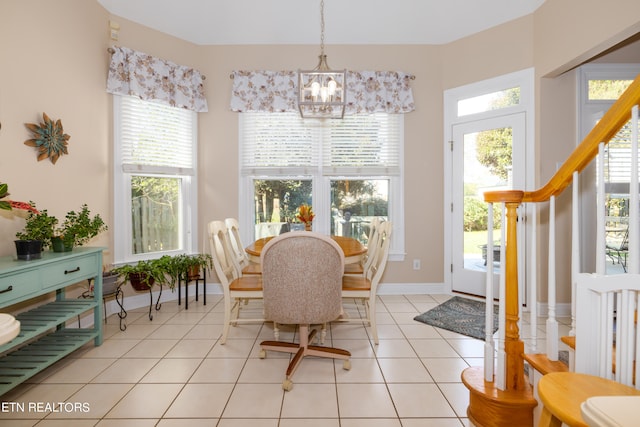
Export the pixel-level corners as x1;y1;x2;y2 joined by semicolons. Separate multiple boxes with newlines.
0;293;562;426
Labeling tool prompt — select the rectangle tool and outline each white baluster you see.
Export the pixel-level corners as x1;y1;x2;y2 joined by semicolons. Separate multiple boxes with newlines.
485;202;495;382
571;171;580;338
596;143;606;275
530;204;537;352
629;105;639;274
547;195;559;361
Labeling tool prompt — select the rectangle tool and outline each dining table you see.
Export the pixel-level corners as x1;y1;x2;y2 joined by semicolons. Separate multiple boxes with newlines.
245;234;367;264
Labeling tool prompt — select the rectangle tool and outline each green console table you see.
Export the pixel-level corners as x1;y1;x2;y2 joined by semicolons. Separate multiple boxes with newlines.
0;247;104;396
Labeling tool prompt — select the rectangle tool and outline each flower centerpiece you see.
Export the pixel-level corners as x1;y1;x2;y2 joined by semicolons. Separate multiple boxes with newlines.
296;203;315;231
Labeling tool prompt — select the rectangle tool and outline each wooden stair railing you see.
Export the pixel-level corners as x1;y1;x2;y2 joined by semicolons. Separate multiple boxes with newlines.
462;73;640;427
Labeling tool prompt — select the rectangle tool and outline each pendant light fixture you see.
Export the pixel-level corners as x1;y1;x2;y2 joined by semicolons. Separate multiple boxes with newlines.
298;0;346;119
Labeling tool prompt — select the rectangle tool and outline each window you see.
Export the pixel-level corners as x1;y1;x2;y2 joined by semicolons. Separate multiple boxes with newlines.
239;112;404;260
114;95;197;263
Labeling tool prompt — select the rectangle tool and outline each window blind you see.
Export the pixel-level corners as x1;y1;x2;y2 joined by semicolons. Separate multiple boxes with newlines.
240;112;401;176
120;95;195;175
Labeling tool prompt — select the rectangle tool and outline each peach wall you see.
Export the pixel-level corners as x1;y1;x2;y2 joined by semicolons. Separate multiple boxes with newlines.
0;0;112;260
1;0;639;292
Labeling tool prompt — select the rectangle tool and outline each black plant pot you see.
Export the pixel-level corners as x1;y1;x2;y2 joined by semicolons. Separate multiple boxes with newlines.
14;239;43;260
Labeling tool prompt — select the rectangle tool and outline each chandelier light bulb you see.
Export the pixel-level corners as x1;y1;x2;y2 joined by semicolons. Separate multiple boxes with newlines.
327;79;337;96
320;86;329;102
311;81;320;97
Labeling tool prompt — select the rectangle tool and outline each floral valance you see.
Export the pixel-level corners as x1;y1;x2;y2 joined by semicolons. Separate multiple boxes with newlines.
230;70;414;114
107;46;208;113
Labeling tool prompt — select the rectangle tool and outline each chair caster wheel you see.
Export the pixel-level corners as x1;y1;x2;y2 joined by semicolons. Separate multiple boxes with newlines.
282;379;293;391
343;360;351;370
259;349;266;359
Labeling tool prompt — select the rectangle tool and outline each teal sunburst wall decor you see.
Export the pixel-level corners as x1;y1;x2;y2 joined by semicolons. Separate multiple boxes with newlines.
24;112;70;164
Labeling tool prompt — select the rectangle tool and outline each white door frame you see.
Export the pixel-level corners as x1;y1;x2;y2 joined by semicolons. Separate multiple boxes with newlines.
443;68;536;297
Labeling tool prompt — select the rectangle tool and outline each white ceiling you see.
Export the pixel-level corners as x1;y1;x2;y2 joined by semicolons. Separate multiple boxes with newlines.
97;0;546;45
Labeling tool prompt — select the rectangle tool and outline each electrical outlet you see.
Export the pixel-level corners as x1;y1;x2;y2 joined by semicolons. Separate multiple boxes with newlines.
413;259;421;270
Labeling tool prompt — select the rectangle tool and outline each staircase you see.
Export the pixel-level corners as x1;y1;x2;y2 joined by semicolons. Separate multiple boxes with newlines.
462;73;640;427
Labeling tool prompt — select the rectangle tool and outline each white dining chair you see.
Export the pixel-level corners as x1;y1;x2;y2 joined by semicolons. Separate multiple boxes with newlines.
208;220;263;344
225;217;262;275
340;220;392;345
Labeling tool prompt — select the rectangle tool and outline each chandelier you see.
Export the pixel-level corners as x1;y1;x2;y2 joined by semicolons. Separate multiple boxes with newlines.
297;0;346;119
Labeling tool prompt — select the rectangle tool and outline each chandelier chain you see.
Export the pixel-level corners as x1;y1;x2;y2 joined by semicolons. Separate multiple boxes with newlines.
319;0;325;55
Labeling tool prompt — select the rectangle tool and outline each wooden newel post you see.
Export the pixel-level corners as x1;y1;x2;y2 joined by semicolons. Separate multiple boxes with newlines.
504;200;526;391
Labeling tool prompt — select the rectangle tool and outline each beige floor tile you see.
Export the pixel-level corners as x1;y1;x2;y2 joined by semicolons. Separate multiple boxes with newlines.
80;339;140;358
34;420;99;426
438;382;471;418
446;338;485;358
164;383;234;418
387;383;456;418
156;419;218;427
41;358;114;384
377;358;433;383
164;311;207;325
146;324;195;340
0;384;84;420
382;301;420;313
238;357;291;383
105;383;183;418
410;339;460;358
164;339;215;358
183;323;223;339
222;383;284;418
421;358;470;383
336;383;397;418
140;358;202;383
400;323;442;339
340;420;402;427
124;339;178;358
375;324;406;339
401;419;464;427
207;338;256;358
331;338;375;358
217;419;278;427
281;383;338;417
96;420;158;427
48;383;133;419
335;358;384;383
280;419;340;427
91;358;159;383
329;323;370;340
373;339;418;358
107;323;159;340
189;358;246;383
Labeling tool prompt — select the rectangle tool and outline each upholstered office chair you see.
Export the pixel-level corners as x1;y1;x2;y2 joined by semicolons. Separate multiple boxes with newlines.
258;231;351;391
208;220;263;344
225;217;262;275
341;221;392;345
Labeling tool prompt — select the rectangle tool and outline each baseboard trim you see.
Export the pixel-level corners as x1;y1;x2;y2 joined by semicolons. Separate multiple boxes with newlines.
78;281;447;327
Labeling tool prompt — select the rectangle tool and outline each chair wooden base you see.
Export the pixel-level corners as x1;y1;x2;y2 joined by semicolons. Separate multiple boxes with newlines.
260;324;351;391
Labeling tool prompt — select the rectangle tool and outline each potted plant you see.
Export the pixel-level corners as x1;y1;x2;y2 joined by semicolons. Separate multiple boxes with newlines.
52;204;107;252
14;202;57;260
112;259;164;291
170;253;213;282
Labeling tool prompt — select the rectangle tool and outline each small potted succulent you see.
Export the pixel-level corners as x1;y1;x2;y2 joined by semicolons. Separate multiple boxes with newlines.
52;204;107;252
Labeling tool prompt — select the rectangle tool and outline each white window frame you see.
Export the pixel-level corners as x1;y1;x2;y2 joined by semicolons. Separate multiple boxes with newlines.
238;113;405;261
113;95;198;264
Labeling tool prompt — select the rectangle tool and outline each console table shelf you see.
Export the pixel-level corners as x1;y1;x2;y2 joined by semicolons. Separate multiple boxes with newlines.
0;247;104;396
